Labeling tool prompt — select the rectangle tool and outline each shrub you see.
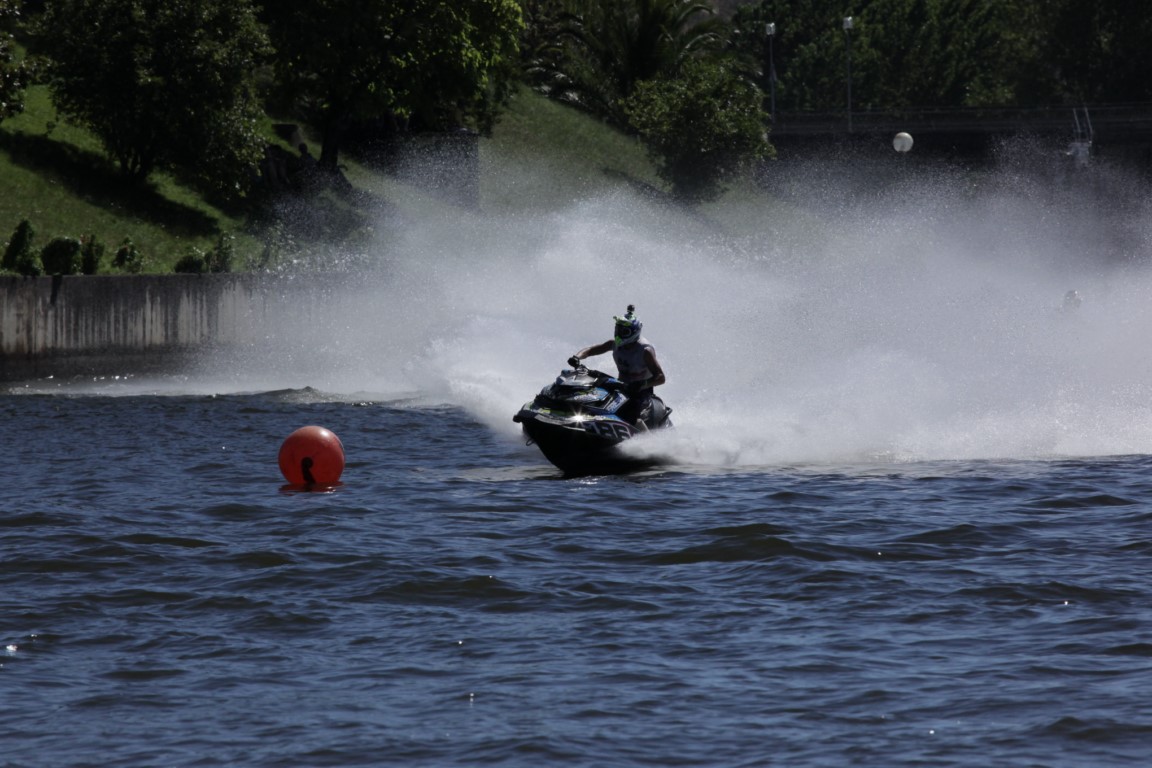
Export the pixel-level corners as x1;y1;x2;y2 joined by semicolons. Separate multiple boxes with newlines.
2;218;34;272
80;234;104;275
13;249;42;276
40;236;82;275
173;249;206;274
112;237;144;273
205;233;233;273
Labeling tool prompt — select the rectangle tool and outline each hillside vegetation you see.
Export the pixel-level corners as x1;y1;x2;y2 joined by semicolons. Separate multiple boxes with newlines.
0;83;675;273
0;82;252;272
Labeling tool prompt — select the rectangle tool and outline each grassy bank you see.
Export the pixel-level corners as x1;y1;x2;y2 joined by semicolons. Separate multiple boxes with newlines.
0;82;680;273
0;83;258;272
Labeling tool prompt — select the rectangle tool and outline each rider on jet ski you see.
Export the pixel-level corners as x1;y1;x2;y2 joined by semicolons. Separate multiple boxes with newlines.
569;305;666;427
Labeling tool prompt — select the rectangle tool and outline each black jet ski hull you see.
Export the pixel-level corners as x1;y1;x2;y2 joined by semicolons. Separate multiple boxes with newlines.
514;364;672;475
516;412;662;475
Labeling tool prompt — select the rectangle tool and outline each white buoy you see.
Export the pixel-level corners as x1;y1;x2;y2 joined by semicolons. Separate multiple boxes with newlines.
893;132;914;153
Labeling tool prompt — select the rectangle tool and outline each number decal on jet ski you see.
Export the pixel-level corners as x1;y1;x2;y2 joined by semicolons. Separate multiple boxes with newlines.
583;421;632;440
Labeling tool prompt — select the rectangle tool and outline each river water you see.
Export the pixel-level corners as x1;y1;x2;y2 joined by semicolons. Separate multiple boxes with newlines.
4;388;1152;767
5;155;1152;766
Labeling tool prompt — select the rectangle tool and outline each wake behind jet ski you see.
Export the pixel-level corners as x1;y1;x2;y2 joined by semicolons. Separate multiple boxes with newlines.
513;304;673;475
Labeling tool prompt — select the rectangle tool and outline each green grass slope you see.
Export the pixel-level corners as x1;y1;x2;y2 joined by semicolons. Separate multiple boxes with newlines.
0;84;260;271
0;83;789;271
481;88;663;211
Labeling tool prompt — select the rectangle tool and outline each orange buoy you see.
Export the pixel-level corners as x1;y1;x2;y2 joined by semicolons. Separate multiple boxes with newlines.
278;426;345;485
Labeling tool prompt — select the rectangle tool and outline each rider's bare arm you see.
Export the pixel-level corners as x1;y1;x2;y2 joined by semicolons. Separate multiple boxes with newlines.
644;349;666;388
574;340;614;359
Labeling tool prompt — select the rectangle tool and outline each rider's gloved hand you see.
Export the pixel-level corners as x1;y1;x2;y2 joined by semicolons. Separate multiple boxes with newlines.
567;356;581;368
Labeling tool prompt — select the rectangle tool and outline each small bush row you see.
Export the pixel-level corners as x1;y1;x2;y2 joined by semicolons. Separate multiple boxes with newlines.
0;219;231;276
1;219;145;276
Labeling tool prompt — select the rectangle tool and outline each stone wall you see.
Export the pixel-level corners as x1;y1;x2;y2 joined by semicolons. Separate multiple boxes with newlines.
0;274;349;382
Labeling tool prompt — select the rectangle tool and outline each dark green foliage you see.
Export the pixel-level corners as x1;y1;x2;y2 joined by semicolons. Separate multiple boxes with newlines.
261;0;523;168
728;0;1152;112
0;0;32;125
112;237;144;273
173;253;206;274
172;234;232;274
38;0;270;198
519;0;568;87
536;0;724;127
1045;0;1152;103
205;233;233;274
625;59;773;203
13;249;41;276
2;218;34;272
79;234;103;275
40;236;82;275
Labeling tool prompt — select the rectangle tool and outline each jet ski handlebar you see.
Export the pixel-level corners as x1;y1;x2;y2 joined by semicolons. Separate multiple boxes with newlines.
566;357;633;391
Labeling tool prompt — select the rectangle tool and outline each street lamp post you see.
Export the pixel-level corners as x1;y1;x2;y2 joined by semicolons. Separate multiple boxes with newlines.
765;22;777;123
843;16;853;134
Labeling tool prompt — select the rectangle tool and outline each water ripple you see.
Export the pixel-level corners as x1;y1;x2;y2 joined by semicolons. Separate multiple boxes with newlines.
6;396;1152;767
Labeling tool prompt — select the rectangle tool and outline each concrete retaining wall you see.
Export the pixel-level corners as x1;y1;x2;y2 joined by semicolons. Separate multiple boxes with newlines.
0;274;349;382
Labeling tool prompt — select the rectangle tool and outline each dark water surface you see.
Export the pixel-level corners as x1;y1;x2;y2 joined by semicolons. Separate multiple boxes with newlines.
4;390;1152;767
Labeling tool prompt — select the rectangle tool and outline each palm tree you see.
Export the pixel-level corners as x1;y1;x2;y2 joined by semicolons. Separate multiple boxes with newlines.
535;0;725;127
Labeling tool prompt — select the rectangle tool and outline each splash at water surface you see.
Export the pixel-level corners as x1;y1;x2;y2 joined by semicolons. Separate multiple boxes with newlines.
28;143;1152;466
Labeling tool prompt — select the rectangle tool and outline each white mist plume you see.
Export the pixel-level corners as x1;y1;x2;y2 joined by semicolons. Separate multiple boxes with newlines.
204;147;1152;465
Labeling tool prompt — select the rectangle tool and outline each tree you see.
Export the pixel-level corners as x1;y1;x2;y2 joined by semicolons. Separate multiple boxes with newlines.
991;0;1063;107
728;0;842;113
624;59;773;204
262;0;523;169
538;0;724;126
0;0;32;125
729;0;1152;113
1046;0;1152;104
855;0;1008;109
39;0;270;196
520;0;569;90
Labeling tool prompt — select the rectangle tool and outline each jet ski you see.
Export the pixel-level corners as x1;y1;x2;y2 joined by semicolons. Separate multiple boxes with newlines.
513;359;672;475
